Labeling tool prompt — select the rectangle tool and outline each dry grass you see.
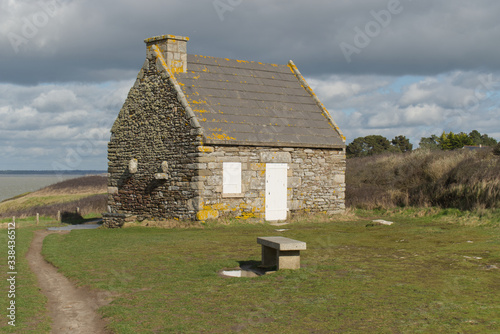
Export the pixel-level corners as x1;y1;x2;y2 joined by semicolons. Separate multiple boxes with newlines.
347;148;500;211
0;175;107;219
31;175;107;196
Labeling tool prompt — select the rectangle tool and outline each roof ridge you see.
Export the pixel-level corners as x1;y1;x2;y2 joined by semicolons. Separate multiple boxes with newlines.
187;54;285;70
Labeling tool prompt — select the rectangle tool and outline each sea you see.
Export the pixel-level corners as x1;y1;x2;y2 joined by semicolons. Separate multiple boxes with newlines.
0;171;106;202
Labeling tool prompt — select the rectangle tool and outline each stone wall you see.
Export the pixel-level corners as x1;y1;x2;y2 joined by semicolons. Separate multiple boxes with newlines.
106;54;202;223
195;146;346;220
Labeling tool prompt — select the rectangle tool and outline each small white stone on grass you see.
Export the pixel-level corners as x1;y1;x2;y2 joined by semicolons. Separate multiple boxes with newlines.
372;219;394;226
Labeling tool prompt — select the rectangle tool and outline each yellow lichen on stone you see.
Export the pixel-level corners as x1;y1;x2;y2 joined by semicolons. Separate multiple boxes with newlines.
236;212;256;220
208;133;235;141
204;203;228;211
194;109;208;113
196;210;219;221
196;145;214;153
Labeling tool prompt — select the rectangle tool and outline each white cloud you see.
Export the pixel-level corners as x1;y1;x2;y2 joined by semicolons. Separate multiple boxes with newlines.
0;80;132;169
32;89;78;112
402;104;446;126
314;72;500;145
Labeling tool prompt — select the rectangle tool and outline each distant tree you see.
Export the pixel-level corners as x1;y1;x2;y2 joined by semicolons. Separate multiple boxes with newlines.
481;134;498;147
469;130;482;145
391;135;413;153
347;135;398;157
419;135;440;150
438;131;474;150
468;130;498;147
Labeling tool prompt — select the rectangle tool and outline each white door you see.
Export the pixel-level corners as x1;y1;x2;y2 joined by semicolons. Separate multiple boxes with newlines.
265;163;288;221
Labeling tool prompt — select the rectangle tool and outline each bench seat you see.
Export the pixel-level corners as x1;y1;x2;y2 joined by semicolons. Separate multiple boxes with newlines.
257;237;306;270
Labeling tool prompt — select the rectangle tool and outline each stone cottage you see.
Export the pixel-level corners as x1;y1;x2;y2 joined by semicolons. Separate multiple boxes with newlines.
104;34;346;227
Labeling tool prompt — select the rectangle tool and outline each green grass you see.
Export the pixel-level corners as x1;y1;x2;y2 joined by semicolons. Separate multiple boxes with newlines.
0;218;54;333
40;212;500;333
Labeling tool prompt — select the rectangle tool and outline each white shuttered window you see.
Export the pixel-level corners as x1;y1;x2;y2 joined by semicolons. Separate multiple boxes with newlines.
223;162;241;194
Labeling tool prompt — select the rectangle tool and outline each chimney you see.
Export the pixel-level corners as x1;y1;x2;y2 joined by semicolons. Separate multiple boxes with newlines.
144;34;189;73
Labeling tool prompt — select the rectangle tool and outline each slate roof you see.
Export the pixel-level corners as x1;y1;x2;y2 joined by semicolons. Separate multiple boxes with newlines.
174;54;345;148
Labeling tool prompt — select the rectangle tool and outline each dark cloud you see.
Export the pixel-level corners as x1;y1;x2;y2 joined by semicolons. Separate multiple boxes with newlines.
2;0;500;84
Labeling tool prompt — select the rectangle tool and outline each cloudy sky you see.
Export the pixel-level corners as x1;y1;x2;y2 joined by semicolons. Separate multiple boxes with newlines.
1;0;500;170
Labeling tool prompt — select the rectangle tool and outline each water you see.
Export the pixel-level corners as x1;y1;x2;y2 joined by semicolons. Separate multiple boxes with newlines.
0;173;103;202
47;224;102;231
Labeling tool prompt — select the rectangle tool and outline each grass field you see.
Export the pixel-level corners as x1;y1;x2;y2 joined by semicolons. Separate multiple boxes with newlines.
0;218;56;333
29;211;499;333
1;174;499;333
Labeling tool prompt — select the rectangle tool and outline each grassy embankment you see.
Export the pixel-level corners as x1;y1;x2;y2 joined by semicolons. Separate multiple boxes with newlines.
0;175;107;222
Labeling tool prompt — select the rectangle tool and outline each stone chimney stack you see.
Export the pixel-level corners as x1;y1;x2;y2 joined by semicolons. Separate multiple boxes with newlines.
144;34;189;73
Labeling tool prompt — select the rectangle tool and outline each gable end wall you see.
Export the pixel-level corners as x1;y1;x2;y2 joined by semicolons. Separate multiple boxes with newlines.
106;55;202;224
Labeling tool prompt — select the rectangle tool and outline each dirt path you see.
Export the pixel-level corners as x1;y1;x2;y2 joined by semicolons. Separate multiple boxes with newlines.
26;230;111;334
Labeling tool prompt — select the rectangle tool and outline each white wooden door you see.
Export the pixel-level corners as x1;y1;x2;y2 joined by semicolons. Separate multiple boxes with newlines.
265;163;288;221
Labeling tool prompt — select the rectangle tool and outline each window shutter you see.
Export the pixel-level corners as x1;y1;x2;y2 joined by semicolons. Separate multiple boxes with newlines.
223;162;241;194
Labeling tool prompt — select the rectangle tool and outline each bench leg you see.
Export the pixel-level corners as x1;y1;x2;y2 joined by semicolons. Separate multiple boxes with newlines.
277;250;301;270
261;245;277;267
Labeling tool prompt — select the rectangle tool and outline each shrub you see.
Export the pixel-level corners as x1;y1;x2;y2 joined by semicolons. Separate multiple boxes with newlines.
347;148;500;210
494;143;500;156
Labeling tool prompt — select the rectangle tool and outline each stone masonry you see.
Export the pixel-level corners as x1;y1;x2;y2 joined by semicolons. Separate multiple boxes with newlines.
106;51;202;224
194;146;345;220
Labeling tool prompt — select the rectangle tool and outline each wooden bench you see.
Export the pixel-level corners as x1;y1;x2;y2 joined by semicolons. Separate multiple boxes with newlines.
257;237;307;270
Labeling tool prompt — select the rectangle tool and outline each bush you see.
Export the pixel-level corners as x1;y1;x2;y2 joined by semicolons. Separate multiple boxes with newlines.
494;143;500;156
347;148;500;210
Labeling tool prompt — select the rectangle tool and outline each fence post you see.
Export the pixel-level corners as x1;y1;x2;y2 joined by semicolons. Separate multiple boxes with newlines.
57;210;61;222
76;207;80;214
13;216;15;225
36;213;40;225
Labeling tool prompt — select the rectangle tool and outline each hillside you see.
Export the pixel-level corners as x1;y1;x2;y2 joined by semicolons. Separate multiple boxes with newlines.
0;175;107;219
347;148;500;210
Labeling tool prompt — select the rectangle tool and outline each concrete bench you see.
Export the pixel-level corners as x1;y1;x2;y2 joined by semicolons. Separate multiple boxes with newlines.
257;237;307;270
